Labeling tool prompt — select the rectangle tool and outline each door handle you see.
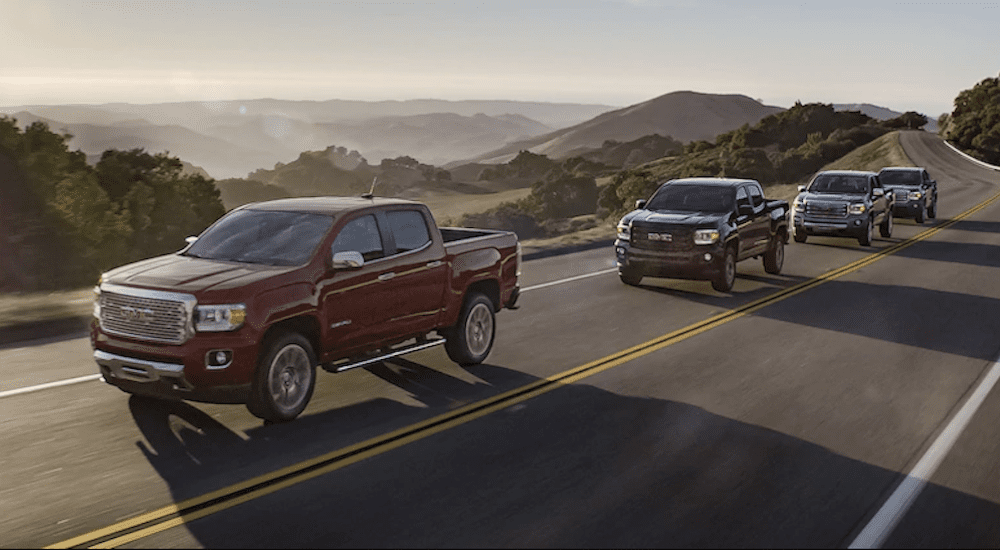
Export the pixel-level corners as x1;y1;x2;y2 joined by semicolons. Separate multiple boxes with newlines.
426;261;443;268
378;272;396;282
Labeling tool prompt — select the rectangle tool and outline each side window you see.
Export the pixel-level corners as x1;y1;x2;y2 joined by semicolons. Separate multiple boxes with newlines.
735;186;751;211
748;184;764;208
332;214;384;262
387;210;431;253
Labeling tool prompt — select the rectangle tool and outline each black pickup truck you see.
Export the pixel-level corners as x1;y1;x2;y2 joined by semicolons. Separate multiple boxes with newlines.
614;178;789;292
878;166;938;223
792;170;893;246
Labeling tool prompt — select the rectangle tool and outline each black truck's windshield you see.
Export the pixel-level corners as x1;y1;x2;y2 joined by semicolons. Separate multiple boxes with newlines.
646;185;735;213
809;174;869;194
184;209;333;266
880;171;922;186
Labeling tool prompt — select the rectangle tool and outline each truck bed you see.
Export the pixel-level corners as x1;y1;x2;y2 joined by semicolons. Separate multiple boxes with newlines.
439;227;518;256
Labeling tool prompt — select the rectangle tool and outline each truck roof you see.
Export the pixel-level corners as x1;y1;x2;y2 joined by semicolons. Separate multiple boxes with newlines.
664;177;759;187
240;196;423;215
816;170;877;177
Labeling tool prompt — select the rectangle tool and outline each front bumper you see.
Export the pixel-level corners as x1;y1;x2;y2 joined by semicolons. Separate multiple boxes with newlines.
614;239;724;280
91;319;259;404
892;201;924;218
793;213;869;237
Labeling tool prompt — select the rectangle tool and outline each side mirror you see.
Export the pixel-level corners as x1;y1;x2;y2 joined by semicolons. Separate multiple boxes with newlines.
873;188;885;197
797;185;806;193
635;199;647;209
738;204;754;217
185;236;198;245
331;250;364;270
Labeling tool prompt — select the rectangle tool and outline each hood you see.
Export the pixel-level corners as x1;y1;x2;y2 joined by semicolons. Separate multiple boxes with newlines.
103;254;299;293
622;209;727;227
798;192;867;203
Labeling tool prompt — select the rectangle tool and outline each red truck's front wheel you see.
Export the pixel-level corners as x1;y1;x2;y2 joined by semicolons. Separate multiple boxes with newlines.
248;332;317;422
444;293;495;366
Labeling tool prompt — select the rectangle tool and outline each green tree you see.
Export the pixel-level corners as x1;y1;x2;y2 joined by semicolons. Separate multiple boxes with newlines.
945;74;1000;164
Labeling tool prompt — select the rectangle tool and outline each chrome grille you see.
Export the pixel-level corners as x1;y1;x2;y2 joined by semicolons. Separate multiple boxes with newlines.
99;287;193;344
805;201;848;218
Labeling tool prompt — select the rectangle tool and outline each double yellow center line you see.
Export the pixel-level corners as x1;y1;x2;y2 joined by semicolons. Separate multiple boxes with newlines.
50;191;1000;549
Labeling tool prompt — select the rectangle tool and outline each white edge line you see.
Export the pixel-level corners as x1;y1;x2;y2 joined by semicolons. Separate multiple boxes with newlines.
0;374;102;399
2;268;619;398
521;267;619;292
942;140;1000;172
848;353;1000;548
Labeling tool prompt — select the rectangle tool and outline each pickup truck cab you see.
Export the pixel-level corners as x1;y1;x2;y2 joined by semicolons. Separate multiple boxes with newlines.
792;170;894;246
614;177;789;292
91;196;521;422
878;166;938;223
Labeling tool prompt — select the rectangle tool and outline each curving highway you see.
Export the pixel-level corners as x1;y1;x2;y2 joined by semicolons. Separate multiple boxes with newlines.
2;130;1000;548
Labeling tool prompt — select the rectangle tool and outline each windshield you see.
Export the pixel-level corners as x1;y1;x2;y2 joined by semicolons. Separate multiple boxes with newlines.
879;171;922;186
184;209;333;266
808;174;869;194
645;184;735;213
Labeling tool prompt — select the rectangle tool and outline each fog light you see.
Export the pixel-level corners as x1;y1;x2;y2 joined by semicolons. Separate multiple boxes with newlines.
206;349;233;369
704;253;712;262
854;220;862;226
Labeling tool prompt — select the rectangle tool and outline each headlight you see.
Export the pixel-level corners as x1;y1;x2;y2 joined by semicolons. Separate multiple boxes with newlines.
617;222;631;241
515;242;522;278
693;229;720;245
908;191;923;201
93;276;103;319
793;197;806;211
195;304;247;332
849;203;867;215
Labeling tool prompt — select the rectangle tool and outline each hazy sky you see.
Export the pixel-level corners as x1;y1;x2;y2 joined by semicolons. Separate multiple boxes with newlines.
2;0;997;116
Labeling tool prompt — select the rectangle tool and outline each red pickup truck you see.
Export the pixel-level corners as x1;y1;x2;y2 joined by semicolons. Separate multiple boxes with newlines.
91;196;521;422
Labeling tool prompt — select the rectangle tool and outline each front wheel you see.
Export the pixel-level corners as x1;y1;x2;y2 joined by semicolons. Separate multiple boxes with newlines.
444;293;495;366
915;207;925;224
793;227;807;243
248;332;317;422
858;218;873;247
712;246;736;292
763;235;784;274
880;211;893;238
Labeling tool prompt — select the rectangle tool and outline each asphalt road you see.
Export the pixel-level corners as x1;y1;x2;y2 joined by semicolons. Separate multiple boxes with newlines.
2;130;999;548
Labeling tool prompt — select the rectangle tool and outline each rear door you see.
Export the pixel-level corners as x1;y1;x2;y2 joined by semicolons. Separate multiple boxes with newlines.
746;182;772;255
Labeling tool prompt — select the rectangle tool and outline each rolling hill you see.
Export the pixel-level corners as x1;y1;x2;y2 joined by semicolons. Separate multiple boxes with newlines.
455;91;786;165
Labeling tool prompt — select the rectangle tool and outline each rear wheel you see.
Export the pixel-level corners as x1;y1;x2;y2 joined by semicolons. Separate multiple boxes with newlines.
763;235;784;274
879;211;893;238
619;266;643;286
248;332;316;422
444;293;495;366
858;217;873;247
928;199;937;219
712;245;736;292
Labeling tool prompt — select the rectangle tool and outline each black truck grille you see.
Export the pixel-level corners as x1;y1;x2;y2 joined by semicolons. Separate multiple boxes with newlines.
805;202;848;218
632;226;694;252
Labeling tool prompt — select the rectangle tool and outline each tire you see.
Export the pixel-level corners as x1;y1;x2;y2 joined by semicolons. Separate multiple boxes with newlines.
915;207;924;224
879;211;893;238
712;245;736;292
247;332;317;422
793;227;807;243
857;217;873;247
444;293;495;367
619;266;643;286
763;235;784;275
928;199;937;219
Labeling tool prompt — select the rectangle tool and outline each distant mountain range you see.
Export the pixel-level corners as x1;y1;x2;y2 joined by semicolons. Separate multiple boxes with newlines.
2;99;615;178
832;103;939;132
1;94;935;180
